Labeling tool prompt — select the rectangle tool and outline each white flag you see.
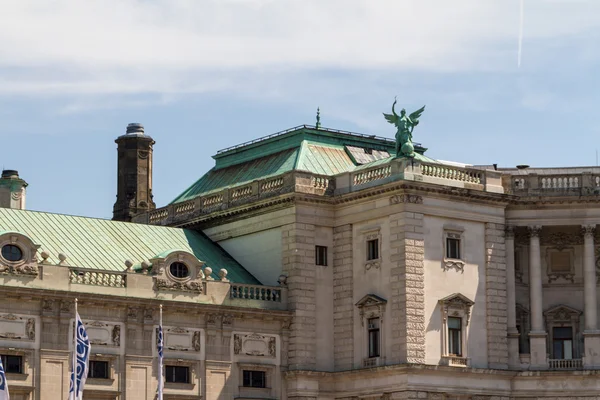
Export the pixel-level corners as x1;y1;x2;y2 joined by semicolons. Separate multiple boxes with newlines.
157;307;164;400
68;309;90;400
0;356;10;400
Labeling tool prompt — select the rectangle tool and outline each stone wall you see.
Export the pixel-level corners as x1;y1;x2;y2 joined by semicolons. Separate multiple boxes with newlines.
282;222;317;370
485;222;508;369
333;224;354;370
389;211;426;364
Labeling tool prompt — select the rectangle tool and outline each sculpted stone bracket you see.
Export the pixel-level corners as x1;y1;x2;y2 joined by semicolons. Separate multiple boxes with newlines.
442;260;464;273
233;332;277;358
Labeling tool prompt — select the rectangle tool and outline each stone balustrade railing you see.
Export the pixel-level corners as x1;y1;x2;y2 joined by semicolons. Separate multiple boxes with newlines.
506;171;600;196
230;283;282;302
69;268;127;288
548;358;582;370
137;172;332;225
421;164;483;184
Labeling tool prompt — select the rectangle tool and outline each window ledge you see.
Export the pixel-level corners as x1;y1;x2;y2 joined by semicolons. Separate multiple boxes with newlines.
5;373;29;381
442;259;465;273
86;378;115;386
165;382;195;390
441;355;470;367
362;357;380;368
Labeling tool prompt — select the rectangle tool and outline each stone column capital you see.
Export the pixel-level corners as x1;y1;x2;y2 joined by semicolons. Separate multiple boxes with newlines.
505;226;515;239
582;225;596;239
528;225;542;238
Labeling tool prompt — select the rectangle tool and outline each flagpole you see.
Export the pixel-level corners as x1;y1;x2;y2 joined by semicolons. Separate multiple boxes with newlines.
73;298;77;385
158;304;163;400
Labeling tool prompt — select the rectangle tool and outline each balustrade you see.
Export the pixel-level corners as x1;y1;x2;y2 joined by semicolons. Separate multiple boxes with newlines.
352;165;392;186
548;358;582;370
69;268;127;288
421;164;482;184
230;284;282;302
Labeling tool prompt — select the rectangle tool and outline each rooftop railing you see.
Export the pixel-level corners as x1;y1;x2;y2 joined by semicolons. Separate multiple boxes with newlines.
506;171;600;196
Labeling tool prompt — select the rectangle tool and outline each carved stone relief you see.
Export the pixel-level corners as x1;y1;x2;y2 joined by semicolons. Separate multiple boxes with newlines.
84;321;122;347
158;326;202;352
0;314;35;341
154;278;204;293
233;333;277;358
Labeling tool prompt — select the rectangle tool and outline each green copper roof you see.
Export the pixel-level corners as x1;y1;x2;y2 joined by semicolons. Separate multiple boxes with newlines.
172;125;436;204
0;208;259;284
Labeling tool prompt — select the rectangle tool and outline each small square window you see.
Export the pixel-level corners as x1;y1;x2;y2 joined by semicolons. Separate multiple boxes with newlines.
367;239;379;261
165;365;190;384
243;370;266;388
315;246;328;266
446;235;461;260
88;360;109;379
0;355;22;374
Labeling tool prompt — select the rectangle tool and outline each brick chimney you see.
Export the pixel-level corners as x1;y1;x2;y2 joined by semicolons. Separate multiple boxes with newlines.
112;123;156;222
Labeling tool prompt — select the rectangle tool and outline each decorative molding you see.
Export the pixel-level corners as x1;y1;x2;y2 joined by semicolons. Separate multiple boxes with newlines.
112;325;120;346
543;231;583;250
154;277;204;293
0;232;41;277
505;226;515;239
356;294;387;327
364;261;380;272
192;331;201;352
438;293;474;326
546;248;575;283
41;299;54;312
0;314;36;341
389;194;423;205
442;260;465;273
582;225;596;238
127;307;139;319
222;314;233;327
233;332;277;358
60;301;72;313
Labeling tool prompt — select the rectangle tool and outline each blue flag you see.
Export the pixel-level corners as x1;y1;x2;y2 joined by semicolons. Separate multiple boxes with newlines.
68;311;90;400
0;355;9;400
157;323;164;400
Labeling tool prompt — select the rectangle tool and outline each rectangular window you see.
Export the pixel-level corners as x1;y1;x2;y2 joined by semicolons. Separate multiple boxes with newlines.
367;239;379;261
243;370;266;388
448;317;462;356
446;234;461;259
368;318;380;358
0;355;22;374
553;327;573;360
88;360;109;379
165;366;190;384
315;245;328;266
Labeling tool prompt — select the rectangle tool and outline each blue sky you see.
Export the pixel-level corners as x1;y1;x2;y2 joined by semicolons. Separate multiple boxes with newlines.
1;0;600;218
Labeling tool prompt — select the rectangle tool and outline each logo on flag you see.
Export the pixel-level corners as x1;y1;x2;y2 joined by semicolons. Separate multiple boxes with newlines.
69;313;90;400
0;356;9;400
157;324;164;400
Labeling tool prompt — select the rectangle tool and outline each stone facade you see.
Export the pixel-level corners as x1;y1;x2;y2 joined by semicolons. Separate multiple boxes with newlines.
7;124;600;399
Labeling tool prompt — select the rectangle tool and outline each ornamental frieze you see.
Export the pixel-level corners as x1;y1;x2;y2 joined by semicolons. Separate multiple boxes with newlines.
389;194;423;204
233;333;276;358
154;277;204;293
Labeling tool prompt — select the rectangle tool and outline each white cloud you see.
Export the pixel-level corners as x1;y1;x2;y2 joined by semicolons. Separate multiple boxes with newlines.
0;0;598;99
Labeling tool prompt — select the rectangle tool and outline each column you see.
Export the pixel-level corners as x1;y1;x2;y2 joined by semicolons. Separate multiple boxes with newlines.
505;226;520;368
582;225;600;368
527;225;547;369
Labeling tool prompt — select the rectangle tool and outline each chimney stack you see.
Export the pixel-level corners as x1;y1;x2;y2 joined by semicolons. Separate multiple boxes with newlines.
112;123;156;222
0;170;28;210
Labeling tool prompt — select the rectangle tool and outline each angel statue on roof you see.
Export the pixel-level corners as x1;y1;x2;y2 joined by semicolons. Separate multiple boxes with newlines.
383;97;425;158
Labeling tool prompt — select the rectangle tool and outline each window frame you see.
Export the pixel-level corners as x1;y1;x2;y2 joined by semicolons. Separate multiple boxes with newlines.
552;326;574;360
438;293;473;367
242;370;266;388
315;245;328;266
88;360;110;380
367;317;380;358
442;227;465;273
165;365;190;384
0;354;23;374
447;317;462;357
366;239;379;261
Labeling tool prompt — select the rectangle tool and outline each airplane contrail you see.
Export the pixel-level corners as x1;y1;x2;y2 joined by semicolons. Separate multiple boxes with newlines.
518;0;524;68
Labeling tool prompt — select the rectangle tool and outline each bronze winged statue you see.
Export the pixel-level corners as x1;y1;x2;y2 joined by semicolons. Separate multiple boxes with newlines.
383;97;425;158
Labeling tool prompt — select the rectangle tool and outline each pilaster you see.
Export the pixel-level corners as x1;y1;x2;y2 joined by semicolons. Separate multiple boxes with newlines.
389;210;425;364
333;224;353;370
485;222;508;369
581;224;600;368
527;225;547;369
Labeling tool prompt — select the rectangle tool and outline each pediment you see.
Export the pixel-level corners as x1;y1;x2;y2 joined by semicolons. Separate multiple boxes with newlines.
438;293;474;308
355;294;387;308
544;304;582;318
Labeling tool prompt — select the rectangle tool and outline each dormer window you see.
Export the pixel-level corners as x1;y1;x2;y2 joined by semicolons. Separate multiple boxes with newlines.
1;244;23;262
169;262;189;279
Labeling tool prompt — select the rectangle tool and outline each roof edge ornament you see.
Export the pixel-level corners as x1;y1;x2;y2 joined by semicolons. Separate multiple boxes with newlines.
382;97;426;158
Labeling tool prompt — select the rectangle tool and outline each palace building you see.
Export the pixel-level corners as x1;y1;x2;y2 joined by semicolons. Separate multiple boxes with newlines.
1;119;600;400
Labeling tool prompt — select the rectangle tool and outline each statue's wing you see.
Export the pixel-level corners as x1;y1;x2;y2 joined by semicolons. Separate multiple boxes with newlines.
408;105;426;122
383;113;397;125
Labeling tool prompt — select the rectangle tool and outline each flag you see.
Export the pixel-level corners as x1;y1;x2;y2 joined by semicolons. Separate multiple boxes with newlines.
68;305;90;400
157;306;164;400
0;356;9;400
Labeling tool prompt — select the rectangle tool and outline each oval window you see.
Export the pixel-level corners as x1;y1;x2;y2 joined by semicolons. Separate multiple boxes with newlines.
169;262;189;279
1;244;23;262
